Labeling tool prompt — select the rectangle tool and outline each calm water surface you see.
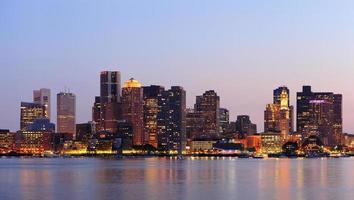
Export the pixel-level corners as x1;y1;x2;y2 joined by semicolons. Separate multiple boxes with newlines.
0;157;354;200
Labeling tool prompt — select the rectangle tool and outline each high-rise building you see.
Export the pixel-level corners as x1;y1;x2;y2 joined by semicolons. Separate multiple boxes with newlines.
333;94;343;144
100;71;121;104
194;90;220;137
143;85;165;148
121;78;144;146
57;92;76;138
101;102;121;133
273;86;290;106
235;115;257;137
20;102;46;130
296;86;342;146
219;108;230;135
186;108;204;140
92;71;122;133
157;86;186;152
264;86;294;140
33;88;51;120
92;96;102;131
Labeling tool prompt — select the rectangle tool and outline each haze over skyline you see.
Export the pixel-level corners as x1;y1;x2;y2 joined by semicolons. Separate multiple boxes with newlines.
1;0;354;132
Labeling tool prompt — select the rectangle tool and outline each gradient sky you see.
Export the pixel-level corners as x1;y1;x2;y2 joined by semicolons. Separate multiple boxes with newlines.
1;0;354;133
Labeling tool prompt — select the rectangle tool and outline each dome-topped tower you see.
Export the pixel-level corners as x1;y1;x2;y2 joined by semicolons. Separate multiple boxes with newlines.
123;78;142;88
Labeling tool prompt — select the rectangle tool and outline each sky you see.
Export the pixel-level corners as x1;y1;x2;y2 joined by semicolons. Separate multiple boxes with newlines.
1;0;354;132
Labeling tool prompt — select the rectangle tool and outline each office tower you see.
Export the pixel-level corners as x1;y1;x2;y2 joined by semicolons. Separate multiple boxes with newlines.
333;94;343;144
157;86;186;152
92;96;102;131
297;86;342;146
273;86;290;106
101;101;121;133
25;118;55;132
219;108;230;135
57;92;76;138
92;71;122;132
20;102;45;130
235;115;257;137
264;86;294;140
194;90;220;137
186;108;204;140
33;88;51;120
121;78;144;146
100;71;121;103
143;85;165;148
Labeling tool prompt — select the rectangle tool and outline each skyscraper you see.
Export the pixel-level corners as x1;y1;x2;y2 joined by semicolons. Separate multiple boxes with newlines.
121;78;144;146
219;108;230;135
143;85;165;148
157;86;186;152
186;108;204;140
20;102;45;130
92;96;102;131
100;71;121;104
264;86;294;140
296;86;342;146
93;71;122;132
194;90;220;137
57;92;76;138
33;88;51;120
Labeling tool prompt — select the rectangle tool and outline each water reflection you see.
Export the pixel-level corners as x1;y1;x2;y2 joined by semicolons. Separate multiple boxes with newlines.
0;158;354;200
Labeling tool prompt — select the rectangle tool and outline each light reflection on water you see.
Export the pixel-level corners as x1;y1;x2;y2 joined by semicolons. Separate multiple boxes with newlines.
0;158;354;200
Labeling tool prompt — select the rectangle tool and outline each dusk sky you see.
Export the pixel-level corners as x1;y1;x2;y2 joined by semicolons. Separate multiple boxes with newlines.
1;1;354;132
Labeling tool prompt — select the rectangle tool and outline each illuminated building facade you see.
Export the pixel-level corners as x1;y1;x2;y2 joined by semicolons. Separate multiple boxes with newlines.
194;90;220;138
16;118;55;155
297;86;342;146
121;78;144;146
0;129;15;153
219;108;230;135
186;108;204;139
190;140;217;152
57;92;76;138
235;115;257;138
20;102;46;130
246;135;261;152
259;132;282;153
33;88;51;120
143;85;165;148
264;86;294;140
157;86;186;152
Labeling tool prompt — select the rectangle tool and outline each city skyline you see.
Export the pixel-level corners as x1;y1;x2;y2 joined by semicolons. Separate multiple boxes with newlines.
1;1;354;132
2;71;349;135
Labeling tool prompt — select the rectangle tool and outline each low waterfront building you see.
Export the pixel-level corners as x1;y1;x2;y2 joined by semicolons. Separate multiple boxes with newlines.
259;132;282;154
213;142;244;154
15;118;55;155
246;135;261;152
190;140;217;152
